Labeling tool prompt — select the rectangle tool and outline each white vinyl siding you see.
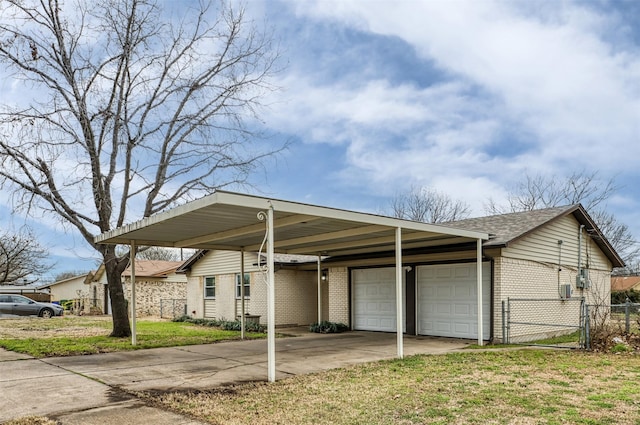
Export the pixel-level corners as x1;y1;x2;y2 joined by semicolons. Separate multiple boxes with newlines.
503;215;611;271
204;300;216;318
190;250;260;276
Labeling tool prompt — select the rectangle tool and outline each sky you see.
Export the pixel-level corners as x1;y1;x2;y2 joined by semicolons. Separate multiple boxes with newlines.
2;0;640;280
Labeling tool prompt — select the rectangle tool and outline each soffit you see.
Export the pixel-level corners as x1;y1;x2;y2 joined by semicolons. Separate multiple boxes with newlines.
96;191;488;256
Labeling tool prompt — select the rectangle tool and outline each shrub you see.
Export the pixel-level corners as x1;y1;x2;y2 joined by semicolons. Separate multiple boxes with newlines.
611;343;631;353
611;289;640;304
310;321;349;334
172;315;266;333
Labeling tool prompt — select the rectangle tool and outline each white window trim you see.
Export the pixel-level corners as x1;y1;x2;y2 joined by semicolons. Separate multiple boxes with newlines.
235;273;250;299
204;276;216;299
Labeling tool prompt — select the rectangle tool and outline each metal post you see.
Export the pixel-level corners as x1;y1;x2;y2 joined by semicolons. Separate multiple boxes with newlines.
240;248;245;340
508;300;512;344
130;240;137;346
317;255;322;324
625;298;630;334
502;300;506;344
585;303;591;350
267;205;276;382
160;299;163;319
395;227;404;359
476;238;483;346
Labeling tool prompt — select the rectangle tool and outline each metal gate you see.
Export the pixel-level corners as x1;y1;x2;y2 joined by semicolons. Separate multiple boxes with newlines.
503;298;587;348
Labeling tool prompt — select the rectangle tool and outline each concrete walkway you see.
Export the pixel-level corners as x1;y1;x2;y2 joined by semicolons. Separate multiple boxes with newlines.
0;331;468;424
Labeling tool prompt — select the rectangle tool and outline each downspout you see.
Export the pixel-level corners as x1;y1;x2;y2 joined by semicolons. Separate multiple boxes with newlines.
557;240;563;296
578;224;584;292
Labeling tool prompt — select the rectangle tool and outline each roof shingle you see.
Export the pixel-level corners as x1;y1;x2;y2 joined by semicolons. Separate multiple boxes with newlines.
444;205;576;247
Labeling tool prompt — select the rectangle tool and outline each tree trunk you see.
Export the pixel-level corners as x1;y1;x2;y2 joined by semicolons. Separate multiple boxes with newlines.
102;247;131;338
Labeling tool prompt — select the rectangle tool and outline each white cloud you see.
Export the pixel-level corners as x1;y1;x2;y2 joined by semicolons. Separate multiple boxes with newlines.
270;0;640;224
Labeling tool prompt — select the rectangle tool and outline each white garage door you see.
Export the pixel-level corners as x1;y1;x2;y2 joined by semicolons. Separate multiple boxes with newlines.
417;263;490;339
353;268;404;332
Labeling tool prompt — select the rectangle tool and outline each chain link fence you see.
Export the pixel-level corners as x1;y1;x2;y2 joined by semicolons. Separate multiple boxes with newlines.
584;301;640;351
160;298;187;319
503;298;586;348
609;301;640;334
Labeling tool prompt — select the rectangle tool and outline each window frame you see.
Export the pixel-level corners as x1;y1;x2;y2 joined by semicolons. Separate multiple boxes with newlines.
235;273;250;299
204;276;216;299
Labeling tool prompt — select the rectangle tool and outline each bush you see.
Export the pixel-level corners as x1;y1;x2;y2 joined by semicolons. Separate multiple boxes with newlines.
310;321;349;334
612;289;640;304
172;315;266;333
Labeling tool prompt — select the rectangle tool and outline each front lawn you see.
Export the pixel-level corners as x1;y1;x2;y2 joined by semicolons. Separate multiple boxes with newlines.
0;316;265;357
138;349;640;425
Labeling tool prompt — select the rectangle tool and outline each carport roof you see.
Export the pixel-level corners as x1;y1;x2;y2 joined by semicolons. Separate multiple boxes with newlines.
95;191;488;255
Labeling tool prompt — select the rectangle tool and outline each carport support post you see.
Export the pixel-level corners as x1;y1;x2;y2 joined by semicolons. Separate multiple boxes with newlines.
130;240;137;346
240;248;245;340
395;227;404;359
476;238;483;346
267;205;276;382
317;255;322;324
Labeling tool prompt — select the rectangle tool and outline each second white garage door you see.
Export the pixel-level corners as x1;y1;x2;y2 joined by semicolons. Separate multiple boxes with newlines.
352;268;404;332
417;263;490;339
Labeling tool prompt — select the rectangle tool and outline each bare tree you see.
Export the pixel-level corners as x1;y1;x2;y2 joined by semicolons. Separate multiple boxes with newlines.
53;270;90;281
0;229;52;285
121;246;194;262
486;171;638;267
486;171;616;214
0;0;281;336
386;186;471;223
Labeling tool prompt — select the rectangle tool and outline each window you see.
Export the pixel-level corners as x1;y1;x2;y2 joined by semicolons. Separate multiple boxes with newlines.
204;276;216;298
236;273;250;298
12;295;30;304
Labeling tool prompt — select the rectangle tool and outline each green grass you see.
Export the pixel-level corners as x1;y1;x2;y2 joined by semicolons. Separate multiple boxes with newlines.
467;331;581;349
139;350;640;425
0;317;265;357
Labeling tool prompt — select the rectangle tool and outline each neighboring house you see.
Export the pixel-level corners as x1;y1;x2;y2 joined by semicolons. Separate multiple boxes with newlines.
38;274;89;304
177;204;622;343
89;260;188;317
178;251;323;327
611;276;640;292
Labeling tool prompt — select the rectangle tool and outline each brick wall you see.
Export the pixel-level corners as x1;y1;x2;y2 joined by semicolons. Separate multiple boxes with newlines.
493;256;609;342
327;267;349;325
274;269;317;326
186;276;202;317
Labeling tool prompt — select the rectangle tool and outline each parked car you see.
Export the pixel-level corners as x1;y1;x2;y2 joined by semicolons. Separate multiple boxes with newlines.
0;294;64;318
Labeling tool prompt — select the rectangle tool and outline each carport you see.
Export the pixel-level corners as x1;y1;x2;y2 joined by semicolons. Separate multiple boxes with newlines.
95;191;487;382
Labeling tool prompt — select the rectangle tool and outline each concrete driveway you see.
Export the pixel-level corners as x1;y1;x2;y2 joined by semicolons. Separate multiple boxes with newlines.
0;330;468;424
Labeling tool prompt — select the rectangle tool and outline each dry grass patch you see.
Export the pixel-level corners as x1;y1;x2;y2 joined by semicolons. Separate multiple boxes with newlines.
138;350;640;425
0;316;112;339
